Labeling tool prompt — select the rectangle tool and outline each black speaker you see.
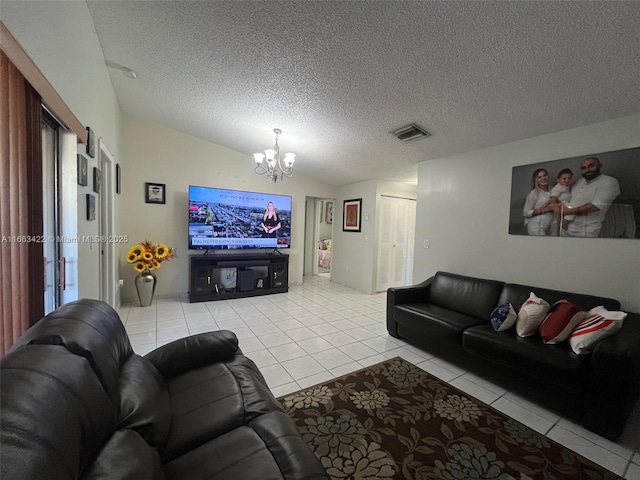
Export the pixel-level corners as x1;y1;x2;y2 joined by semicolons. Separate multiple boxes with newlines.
272;265;288;287
237;269;255;292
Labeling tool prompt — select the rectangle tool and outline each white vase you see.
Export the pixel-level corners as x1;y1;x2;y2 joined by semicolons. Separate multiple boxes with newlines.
135;271;157;307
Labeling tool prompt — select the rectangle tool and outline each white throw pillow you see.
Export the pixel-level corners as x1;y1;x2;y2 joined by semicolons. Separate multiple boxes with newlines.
516;292;550;337
569;306;627;355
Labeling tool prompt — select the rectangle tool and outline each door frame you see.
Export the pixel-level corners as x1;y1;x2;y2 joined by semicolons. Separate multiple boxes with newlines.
98;139;117;307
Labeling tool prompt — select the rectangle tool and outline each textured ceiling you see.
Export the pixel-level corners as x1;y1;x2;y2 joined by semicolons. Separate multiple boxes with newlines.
86;1;640;186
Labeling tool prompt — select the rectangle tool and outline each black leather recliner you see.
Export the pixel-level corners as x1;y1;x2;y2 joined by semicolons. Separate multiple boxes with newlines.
0;299;328;480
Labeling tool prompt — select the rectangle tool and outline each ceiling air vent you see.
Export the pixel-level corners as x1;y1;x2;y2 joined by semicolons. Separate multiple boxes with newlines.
392;123;430;143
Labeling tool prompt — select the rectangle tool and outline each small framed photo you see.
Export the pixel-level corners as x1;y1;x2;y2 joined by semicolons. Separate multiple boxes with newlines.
86;126;96;158
93;167;101;193
326;201;333;224
343;198;362;232
86;194;96;221
145;182;166;204
77;154;88;186
116;164;121;194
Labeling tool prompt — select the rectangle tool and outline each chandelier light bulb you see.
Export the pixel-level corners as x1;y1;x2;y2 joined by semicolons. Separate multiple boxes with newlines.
265;149;276;161
253;153;265;165
252;128;296;183
284;153;296;167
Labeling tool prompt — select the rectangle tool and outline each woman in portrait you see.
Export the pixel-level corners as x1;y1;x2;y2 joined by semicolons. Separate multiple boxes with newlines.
260;201;281;237
523;168;556;236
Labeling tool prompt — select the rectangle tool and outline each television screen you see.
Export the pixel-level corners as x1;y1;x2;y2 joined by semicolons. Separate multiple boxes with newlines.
188;186;292;249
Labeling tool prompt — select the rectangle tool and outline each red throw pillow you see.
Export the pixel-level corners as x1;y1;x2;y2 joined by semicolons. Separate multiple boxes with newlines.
539;300;587;344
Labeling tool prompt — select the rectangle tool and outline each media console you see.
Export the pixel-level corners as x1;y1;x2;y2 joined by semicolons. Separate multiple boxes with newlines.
189;253;289;302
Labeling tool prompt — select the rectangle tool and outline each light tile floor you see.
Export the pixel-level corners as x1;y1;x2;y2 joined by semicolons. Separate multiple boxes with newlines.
119;275;640;478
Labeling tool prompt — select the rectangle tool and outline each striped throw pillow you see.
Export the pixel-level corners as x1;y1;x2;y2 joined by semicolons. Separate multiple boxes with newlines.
569;306;627;355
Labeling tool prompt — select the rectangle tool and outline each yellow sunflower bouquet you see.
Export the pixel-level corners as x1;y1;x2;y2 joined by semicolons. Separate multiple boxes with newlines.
126;240;174;273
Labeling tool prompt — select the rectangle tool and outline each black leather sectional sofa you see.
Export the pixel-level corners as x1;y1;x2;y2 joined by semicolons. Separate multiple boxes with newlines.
387;271;640;441
0;299;327;480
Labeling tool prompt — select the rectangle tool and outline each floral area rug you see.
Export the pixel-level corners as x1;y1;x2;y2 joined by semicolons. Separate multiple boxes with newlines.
278;357;619;480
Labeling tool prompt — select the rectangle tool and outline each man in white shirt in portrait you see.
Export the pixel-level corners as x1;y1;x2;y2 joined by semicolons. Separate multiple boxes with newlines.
562;156;620;237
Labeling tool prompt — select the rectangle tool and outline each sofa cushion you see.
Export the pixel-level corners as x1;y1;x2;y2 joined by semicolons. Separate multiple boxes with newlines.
569;306;627;355
163;412;328;480
161;355;283;462
429;272;504;320
118;354;171;449
515;292;550;337
0;345;116;480
395;303;485;345
83;430;165;480
462;325;590;388
490;304;517;331
539;300;587;344
9;299;133;405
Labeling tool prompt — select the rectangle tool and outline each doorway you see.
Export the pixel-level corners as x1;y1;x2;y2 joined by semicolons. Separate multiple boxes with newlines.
41;111;80;310
317;199;333;276
41;112;62;314
303;197;334;279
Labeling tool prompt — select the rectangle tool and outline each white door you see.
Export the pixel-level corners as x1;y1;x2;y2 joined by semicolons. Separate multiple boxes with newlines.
376;196;416;292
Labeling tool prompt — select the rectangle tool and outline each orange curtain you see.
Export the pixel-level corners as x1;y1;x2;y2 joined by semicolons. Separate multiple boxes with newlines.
0;50;43;354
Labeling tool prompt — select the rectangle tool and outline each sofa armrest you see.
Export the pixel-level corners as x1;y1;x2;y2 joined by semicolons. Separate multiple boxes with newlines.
144;330;239;379
582;312;640;439
386;277;434;337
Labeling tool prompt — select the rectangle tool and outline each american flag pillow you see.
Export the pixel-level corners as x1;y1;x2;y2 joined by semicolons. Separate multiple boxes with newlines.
569;306;627;355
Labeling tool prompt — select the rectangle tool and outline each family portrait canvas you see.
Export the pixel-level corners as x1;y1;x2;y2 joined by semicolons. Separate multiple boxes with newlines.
509;147;640;239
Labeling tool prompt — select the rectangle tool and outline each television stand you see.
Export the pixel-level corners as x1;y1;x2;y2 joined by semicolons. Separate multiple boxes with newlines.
189;253;288;302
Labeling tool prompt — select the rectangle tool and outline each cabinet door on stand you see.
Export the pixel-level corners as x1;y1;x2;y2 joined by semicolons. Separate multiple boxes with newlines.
191;265;215;295
271;263;288;288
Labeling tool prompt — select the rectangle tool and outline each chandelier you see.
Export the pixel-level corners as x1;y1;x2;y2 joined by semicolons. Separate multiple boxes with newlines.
253;128;296;183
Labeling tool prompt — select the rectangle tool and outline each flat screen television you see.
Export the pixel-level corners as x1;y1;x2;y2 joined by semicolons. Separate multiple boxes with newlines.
188;185;292;250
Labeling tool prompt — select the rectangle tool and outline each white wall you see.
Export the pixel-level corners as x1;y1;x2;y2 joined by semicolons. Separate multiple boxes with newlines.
2;2;122;302
331;180;416;294
1;2;121;156
318;212;333;240
118;114;337;302
414;114;640;312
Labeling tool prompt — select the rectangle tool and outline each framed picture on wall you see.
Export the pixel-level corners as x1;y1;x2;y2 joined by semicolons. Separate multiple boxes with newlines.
116;164;121;194
86;126;96;158
93;167;101;193
343;198;362;232
77;154;88;186
326;201;333;224
145;182;166;204
86;194;96;221
508;146;640;238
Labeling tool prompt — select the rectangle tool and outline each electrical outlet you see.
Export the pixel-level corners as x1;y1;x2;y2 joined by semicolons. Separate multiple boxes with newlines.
423;239;430;249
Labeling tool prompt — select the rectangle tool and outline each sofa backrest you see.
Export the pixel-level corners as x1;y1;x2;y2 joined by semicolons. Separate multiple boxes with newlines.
430;272;505;320
499;284;621;312
0;345;116;480
9;299;133;405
